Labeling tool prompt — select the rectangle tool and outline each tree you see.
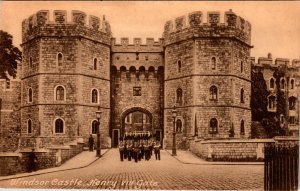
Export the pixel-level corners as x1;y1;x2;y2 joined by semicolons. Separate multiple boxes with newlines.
0;30;22;79
250;69;269;121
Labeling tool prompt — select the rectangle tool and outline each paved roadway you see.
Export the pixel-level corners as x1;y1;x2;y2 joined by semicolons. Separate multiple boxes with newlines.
0;149;264;190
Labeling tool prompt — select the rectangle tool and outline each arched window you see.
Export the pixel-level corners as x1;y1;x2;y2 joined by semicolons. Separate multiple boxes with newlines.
92;89;98;103
27;119;32;134
177;60;181;73
210;86;218;100
176;88;183;105
5;80;10;89
55;118;64;133
289;97;297;110
281;78;285;90
240;61;243;73
176;119;182;133
55;86;65;101
209;118;218;134
29;57;33;68
290;79;294;89
240;119;245;135
240;88;244;103
28;88;33;103
280;114;284;124
92;120;98;134
270;78;275;89
93;58;97;70
211;57;216;70
268;96;276;110
57;53;63;67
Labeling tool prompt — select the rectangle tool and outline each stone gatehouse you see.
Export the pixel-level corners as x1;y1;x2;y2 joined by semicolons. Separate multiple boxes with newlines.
0;9;299;155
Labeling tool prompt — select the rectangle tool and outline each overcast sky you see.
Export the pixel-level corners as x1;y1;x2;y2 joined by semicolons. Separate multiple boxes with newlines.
0;1;299;61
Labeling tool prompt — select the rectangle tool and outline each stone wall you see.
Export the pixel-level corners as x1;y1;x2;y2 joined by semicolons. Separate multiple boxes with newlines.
0;79;21;152
0;138;84;176
190;138;275;161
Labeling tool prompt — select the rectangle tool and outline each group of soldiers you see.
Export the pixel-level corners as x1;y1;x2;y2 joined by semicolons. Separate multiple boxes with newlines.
118;136;161;162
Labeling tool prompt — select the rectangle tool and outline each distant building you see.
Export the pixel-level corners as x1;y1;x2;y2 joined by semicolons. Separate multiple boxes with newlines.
252;54;299;136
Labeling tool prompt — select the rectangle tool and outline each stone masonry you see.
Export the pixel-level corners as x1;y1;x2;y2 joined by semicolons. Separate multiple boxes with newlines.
0;9;299;160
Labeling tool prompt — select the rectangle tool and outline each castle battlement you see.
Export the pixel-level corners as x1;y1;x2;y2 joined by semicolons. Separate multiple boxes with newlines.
111;38;163;52
251;54;300;68
163;10;251;46
22;10;112;45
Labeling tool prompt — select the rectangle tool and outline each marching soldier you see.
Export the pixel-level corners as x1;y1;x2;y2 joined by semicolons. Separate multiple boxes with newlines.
144;141;150;160
124;140;128;160
119;140;125;161
127;140;133;161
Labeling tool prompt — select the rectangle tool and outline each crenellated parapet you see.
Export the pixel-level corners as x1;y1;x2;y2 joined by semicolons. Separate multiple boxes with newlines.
111;38;163;52
163;10;251;46
251;54;300;69
22;10;112;45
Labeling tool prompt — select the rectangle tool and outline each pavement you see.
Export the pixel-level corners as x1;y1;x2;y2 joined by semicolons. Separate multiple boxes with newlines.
0;149;109;181
165;150;264;165
0;149;264;190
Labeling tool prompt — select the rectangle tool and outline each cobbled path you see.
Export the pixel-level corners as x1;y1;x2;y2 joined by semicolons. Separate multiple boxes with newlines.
0;149;264;190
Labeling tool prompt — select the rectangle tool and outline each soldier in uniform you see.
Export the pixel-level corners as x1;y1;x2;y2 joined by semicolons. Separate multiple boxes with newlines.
127;140;133;161
124;140;128;160
144;141;150;161
119;140;125;161
138;140;144;161
133;140;139;163
154;141;161;160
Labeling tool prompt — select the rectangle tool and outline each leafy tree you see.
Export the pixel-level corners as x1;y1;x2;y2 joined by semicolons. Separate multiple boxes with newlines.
0;30;22;79
250;69;269;121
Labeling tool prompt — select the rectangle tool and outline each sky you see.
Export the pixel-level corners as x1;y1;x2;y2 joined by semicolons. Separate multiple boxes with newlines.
0;1;299;61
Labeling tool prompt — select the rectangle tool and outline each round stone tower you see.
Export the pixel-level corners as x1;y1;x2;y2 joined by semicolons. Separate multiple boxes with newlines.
21;10;112;148
163;10;252;149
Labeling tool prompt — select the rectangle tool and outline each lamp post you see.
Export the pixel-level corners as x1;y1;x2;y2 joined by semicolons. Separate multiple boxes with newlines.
172;106;177;156
95;106;102;157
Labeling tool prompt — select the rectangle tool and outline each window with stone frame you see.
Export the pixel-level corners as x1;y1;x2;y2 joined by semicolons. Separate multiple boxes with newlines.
280;114;284;125
29;57;33;68
240;88;245;103
289;116;296;125
290;79;295;89
28;88;33;103
211;57;216;70
177;60;182;73
92;89;98;103
270;78;275;89
133;87;141;96
240;61;244;73
57;53;63;67
92;120;98;134
93;58;97;70
176;88;183;105
209;85;218;101
55;118;64;133
209;118;218;134
289;96;297;110
55;86;65;101
240;119;245;135
27;119;32;134
5;80;10;89
268;96;276;110
280;78;285;90
176;119;182;133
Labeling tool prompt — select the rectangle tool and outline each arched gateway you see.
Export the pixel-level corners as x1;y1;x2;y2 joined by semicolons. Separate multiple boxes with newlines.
112;107;163;147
